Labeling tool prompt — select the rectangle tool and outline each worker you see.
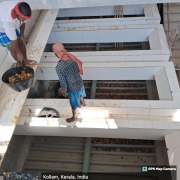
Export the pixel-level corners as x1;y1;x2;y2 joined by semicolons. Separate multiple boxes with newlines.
0;1;38;67
52;43;86;123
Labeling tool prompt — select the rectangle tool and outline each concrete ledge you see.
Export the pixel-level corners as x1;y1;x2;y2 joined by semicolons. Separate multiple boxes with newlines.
14;117;179;140
55;4;160;27
23;0;180;10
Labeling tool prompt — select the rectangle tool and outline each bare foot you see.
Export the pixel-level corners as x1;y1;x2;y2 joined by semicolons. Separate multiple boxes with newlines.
80;98;86;107
24;60;38;67
81;103;86;107
66;117;78;123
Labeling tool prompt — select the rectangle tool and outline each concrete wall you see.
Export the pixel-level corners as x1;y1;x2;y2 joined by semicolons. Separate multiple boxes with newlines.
55;4;160;28
57;5;145;17
47;25;170;62
14;62;180;140
155;68;173;100
35;66;162;81
0;0;180;10
48;27;152;44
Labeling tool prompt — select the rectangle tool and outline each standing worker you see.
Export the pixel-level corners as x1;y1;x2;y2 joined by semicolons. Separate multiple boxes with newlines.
0;1;38;67
53;43;86;123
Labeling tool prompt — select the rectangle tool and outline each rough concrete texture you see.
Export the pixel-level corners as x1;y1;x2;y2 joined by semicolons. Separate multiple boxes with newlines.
0;136;26;173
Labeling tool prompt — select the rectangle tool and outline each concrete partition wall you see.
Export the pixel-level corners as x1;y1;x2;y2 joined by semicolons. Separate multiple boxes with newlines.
4;0;180;10
15;62;180;140
47;25;170;62
57;5;145;17
155;68;173;100
54;4;160;28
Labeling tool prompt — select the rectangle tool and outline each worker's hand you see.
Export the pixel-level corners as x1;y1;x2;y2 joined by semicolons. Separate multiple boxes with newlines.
20;35;26;44
17;52;23;62
61;92;68;98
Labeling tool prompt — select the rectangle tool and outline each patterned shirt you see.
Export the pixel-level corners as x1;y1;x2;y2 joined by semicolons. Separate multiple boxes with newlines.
56;59;83;93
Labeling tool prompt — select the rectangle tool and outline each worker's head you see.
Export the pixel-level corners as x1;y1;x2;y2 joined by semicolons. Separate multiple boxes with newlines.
52;43;68;60
11;2;32;21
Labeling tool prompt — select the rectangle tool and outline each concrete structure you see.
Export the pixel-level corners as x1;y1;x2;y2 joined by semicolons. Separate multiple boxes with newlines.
54;4;160;27
0;0;180;10
0;2;180;179
15;62;180;140
46;24;170;63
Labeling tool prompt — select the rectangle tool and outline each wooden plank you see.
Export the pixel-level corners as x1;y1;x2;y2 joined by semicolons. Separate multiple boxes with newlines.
164;3;180;7
164;3;180;6
164;31;180;43
164;22;180;31
169;58;180;67
172;49;180;57
164;14;180;22
172;41;180;50
163;40;180;50
164;6;180;14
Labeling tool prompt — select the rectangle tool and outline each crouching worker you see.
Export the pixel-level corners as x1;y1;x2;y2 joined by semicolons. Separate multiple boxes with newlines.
0;1;38;67
52;43;86;123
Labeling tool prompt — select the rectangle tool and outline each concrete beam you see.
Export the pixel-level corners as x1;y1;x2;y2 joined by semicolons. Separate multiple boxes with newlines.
14;117;179;140
0;9;58;167
1;0;180;10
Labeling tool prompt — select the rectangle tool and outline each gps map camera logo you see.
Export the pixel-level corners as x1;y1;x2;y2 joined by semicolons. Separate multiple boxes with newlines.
142;166;148;172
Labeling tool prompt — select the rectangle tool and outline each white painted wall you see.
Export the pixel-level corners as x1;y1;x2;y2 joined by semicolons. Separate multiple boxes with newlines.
57;5;145;17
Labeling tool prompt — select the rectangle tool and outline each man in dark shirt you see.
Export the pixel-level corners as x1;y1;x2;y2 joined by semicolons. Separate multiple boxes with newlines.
53;43;86;123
